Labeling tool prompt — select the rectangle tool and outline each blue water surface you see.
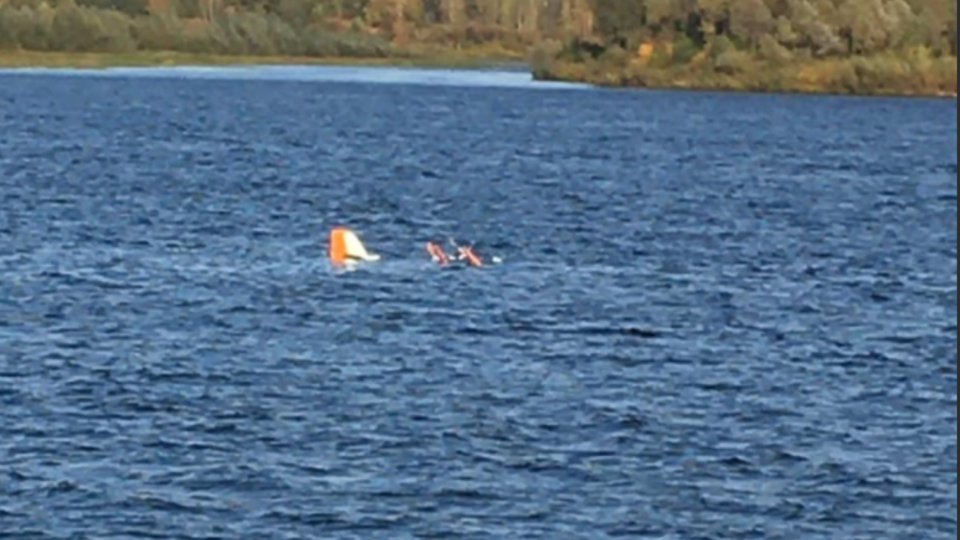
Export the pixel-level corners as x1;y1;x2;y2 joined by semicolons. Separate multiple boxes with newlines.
0;65;956;539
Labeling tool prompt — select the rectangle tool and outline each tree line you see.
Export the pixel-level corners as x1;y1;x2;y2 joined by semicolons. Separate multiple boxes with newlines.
584;0;956;58
0;0;598;57
535;0;957;95
0;0;956;94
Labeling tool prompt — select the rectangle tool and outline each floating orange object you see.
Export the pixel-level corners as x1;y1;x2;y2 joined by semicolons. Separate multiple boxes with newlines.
329;227;349;265
329;227;380;265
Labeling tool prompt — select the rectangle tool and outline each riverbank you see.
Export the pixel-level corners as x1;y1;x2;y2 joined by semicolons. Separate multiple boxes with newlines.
534;54;959;99
0;47;525;70
4;48;956;102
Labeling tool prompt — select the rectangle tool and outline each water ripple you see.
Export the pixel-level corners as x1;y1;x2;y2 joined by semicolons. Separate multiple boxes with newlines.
0;67;956;539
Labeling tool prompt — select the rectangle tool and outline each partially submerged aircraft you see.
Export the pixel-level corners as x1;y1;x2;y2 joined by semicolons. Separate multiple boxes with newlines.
329;227;497;268
329;226;381;266
426;240;486;267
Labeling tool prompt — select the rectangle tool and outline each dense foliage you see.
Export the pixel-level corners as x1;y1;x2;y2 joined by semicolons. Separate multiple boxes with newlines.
0;0;956;94
583;0;956;57
0;0;596;57
536;0;958;95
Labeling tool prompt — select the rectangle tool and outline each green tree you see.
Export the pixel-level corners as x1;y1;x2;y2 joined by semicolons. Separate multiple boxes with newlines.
730;0;775;49
645;0;677;38
788;0;843;56
588;0;644;48
440;0;465;25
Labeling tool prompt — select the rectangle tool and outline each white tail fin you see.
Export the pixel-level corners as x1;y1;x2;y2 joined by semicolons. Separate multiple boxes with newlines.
343;229;380;261
330;227;381;265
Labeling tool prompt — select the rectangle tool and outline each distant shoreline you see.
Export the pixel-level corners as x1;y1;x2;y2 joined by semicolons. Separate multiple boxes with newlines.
532;57;959;101
0;50;525;71
2;50;957;102
535;73;959;102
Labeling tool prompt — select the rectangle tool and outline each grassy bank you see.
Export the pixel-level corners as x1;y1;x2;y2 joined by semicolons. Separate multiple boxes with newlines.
531;39;958;99
538;60;957;99
0;1;531;71
0;47;522;70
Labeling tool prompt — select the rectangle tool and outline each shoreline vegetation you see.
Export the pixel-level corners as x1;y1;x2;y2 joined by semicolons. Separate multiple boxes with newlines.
529;0;957;99
0;48;523;69
0;0;956;98
531;45;958;99
0;0;542;68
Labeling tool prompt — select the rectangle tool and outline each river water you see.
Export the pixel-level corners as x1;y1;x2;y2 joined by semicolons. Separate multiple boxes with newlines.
0;66;956;539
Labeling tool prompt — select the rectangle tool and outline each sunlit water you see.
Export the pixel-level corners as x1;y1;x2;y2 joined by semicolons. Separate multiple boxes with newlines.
0;65;956;539
0;63;588;89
